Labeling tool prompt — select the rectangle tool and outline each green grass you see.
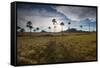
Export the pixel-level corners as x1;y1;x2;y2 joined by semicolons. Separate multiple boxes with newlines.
17;32;97;65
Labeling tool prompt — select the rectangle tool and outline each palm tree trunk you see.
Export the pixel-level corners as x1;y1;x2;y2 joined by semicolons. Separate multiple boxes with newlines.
89;24;90;32
30;29;31;37
54;25;56;32
88;22;91;32
81;27;82;32
49;29;51;32
68;25;70;30
30;29;31;33
62;26;63;32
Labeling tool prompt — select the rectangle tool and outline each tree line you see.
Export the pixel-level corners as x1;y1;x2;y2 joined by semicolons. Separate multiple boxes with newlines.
17;18;91;32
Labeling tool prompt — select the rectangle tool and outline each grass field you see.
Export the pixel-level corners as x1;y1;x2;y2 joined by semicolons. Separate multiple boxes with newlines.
17;32;97;65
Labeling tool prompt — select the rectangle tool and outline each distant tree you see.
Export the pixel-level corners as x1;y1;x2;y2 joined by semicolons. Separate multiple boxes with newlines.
60;22;64;32
52;19;57;32
89;22;90;32
48;26;51;32
26;21;33;32
36;27;39;32
92;26;96;32
33;29;36;32
80;25;83;31
68;22;71;29
66;28;77;32
41;30;46;32
52;19;56;24
20;28;25;32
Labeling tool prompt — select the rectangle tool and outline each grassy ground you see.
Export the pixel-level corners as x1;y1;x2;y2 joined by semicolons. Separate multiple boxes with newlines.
17;32;97;65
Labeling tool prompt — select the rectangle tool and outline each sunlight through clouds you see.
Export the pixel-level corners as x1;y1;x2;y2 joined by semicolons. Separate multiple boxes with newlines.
17;3;97;32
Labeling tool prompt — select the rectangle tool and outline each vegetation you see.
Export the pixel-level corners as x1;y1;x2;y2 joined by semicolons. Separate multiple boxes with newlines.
60;22;64;32
17;32;96;65
52;19;57;32
36;27;39;32
20;28;25;32
48;26;51;32
17;18;96;65
26;21;33;32
68;22;71;29
80;25;83;31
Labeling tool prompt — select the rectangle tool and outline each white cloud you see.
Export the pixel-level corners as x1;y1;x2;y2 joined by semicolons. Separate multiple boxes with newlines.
54;6;96;21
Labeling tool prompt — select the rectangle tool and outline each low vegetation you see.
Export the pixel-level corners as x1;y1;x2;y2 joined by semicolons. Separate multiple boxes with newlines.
17;32;96;65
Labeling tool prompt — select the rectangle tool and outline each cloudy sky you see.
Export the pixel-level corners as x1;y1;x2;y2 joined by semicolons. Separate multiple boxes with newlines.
17;3;97;32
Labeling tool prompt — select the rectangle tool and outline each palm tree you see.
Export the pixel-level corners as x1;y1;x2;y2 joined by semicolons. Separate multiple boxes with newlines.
33;29;36;32
52;19;56;24
80;25;83;31
60;22;64;32
48;26;51;32
36;27;39;32
68;22;71;29
20;28;25;32
26;21;33;32
52;19;57;32
89;22;90;32
29;26;33;32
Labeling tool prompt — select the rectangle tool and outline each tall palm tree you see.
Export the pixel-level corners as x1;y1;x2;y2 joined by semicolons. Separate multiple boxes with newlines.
52;19;57;32
29;26;33;32
80;25;83;31
60;22;64;32
89;22;90;32
68;22;71;30
26;21;33;32
48;26;51;32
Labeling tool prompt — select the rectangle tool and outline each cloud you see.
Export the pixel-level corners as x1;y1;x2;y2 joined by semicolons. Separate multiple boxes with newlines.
17;4;97;32
54;6;96;21
17;4;70;32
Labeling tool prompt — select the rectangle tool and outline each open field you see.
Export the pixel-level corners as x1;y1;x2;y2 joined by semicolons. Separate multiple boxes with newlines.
17;32;97;65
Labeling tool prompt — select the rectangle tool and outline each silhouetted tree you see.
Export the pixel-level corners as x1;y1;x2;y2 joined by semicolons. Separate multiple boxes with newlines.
89;22;90;32
48;26;51;32
20;28;25;32
68;22;71;29
41;30;46;32
66;28;77;32
52;19;57;32
60;22;64;32
33;29;36;32
36;27;39;32
26;21;33;32
80;25;83;31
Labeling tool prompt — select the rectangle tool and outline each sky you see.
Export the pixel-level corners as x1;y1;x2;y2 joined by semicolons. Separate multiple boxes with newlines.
17;3;97;32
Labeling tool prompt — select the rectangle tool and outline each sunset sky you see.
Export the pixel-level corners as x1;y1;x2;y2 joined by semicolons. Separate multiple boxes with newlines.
17;3;97;32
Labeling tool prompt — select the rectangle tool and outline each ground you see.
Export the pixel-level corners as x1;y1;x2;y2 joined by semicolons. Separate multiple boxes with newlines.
17;32;97;65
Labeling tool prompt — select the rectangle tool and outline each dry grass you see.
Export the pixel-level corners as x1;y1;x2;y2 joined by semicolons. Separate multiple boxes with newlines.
17;32;97;65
